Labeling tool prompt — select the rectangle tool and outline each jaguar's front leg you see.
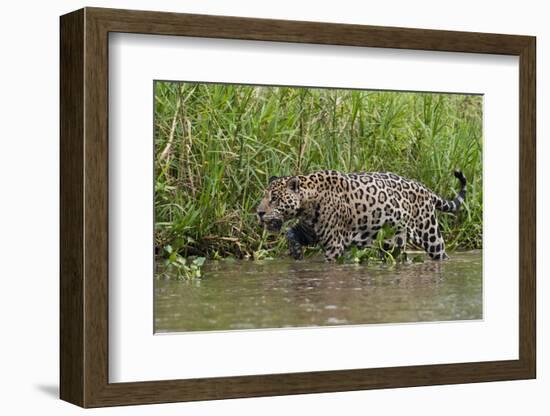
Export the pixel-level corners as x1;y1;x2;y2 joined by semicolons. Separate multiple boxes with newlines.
323;240;345;262
286;228;304;260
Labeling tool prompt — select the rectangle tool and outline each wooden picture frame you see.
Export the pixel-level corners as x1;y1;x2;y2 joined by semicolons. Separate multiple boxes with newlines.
60;7;536;408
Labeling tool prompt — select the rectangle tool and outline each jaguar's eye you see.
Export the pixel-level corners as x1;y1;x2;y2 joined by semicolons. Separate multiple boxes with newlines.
270;196;278;204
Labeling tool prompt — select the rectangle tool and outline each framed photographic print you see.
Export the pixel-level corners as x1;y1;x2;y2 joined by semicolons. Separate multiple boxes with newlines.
60;7;536;408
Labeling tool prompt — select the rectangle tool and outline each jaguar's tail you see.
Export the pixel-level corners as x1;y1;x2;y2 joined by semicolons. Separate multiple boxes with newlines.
434;170;467;213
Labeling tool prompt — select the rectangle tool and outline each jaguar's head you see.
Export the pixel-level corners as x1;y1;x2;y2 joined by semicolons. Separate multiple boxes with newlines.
256;175;304;233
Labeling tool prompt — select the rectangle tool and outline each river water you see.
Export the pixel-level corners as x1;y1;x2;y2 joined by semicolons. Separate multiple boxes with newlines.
155;250;482;333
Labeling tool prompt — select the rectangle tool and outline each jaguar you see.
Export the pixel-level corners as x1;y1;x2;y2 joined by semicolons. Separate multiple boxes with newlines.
256;169;466;261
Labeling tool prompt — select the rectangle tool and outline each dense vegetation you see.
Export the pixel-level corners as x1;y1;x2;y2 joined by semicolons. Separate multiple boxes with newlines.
154;82;482;260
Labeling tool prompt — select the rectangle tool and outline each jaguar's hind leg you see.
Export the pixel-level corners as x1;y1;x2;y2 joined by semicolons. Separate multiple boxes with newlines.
417;214;449;260
409;227;423;248
423;236;449;260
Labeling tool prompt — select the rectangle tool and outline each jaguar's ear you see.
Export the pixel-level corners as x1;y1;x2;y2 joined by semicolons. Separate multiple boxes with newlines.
287;176;300;193
269;176;278;184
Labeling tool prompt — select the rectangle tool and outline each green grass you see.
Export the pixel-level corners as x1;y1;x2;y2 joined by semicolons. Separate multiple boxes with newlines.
154;82;483;259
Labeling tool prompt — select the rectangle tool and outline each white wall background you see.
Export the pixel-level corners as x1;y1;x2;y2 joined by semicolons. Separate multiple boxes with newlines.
0;0;545;414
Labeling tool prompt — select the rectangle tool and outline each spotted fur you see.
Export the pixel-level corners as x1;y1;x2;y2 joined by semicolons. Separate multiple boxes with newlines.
256;170;466;261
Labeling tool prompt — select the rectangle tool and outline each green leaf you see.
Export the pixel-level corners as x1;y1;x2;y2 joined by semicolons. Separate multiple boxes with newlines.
193;257;206;267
